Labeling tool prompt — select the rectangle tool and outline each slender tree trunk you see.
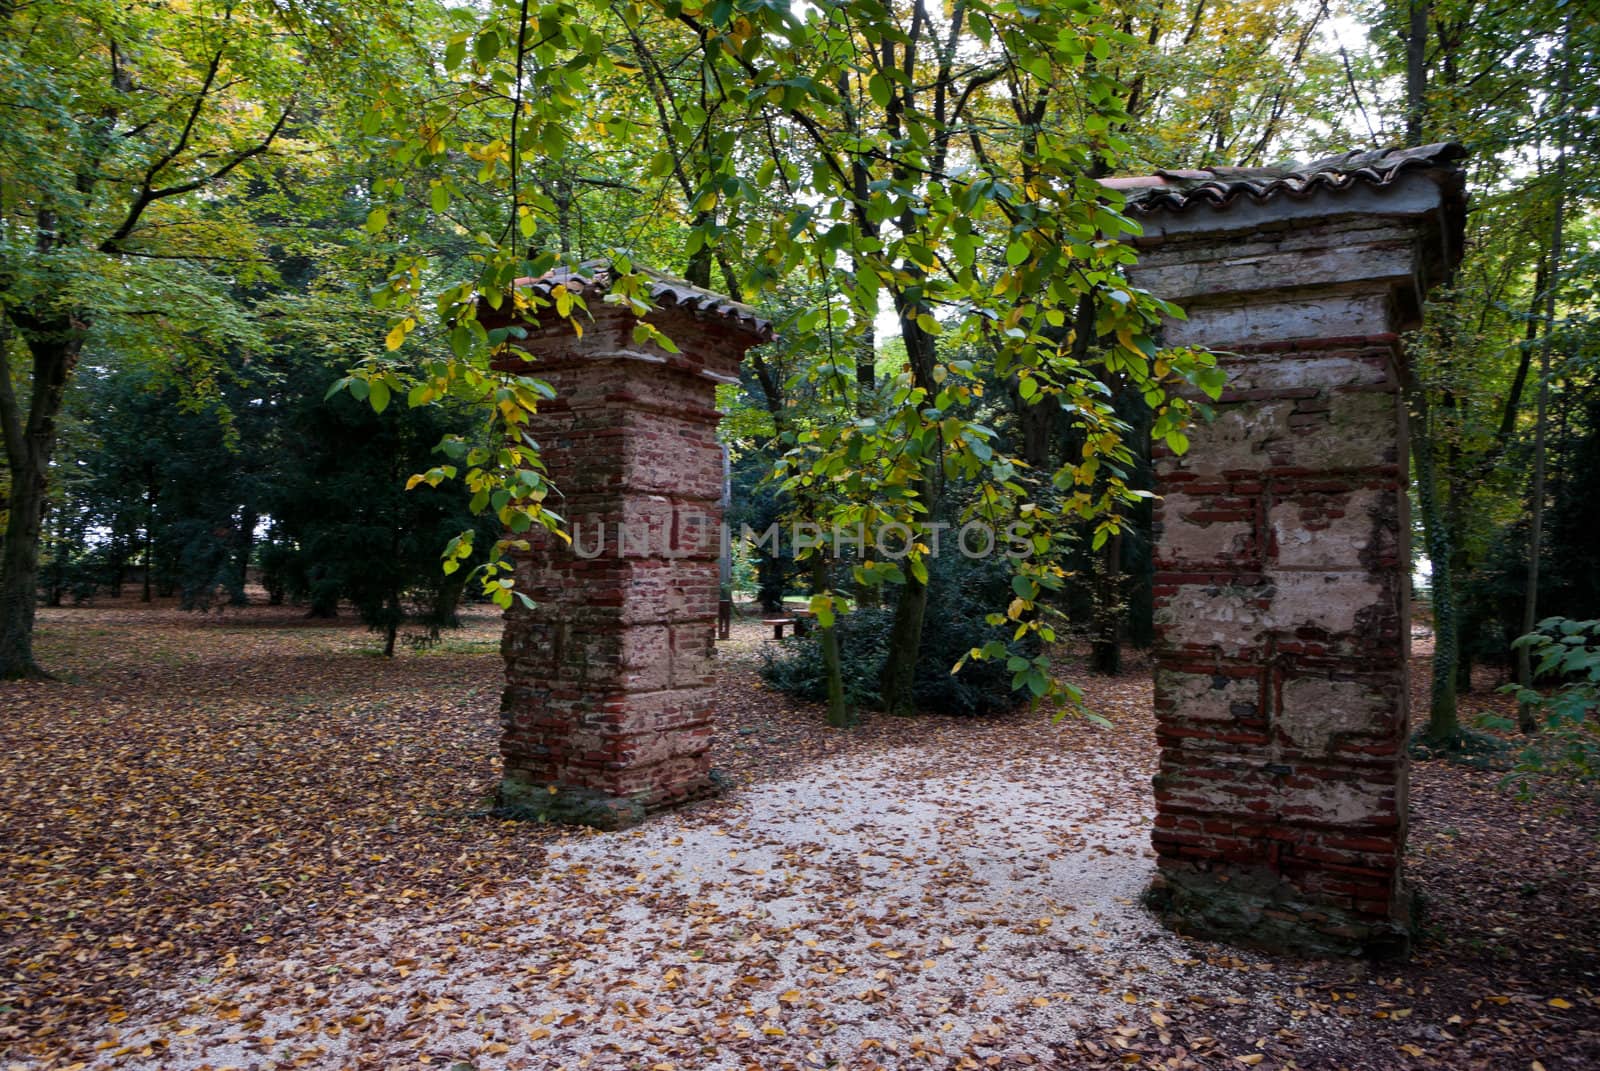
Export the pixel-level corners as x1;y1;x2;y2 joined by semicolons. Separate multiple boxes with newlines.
1439;415;1470;697
1410;392;1460;742
879;312;940;717
1089;530;1124;675
811;554;853;727
142;477;156;602
852;288;880;610
1518;10;1573;734
1404;0;1429;146
231;508;258;606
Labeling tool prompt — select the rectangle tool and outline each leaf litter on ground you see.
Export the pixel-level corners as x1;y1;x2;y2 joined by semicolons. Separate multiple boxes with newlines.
0;602;1597;1069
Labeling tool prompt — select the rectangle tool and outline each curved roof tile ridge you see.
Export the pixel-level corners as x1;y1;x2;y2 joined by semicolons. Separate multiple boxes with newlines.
516;259;773;340
1111;142;1467;217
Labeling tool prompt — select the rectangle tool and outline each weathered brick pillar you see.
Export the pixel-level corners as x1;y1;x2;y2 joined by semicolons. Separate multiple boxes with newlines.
1116;147;1467;957
487;265;770;830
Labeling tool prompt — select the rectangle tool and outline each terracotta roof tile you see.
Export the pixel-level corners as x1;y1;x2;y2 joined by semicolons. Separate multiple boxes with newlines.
1109;142;1467;217
517;260;773;340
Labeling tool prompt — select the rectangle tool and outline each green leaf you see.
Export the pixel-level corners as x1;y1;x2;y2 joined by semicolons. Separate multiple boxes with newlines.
368;379;391;413
474;30;500;65
910;556;928;585
868;73;892;109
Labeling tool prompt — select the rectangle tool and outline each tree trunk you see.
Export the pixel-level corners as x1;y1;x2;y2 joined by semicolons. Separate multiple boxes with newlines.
1410;393;1460;742
429;572;466;631
1518;9;1572;735
142;478;156;602
1015;377;1056;469
881;566;928;717
812;555;854;728
2;456;49;672
231;508;258;606
1089;529;1124;676
879;309;940;717
1404;0;1429;147
0;320;79;679
853;300;880;610
42;504;65;608
382;590;400;658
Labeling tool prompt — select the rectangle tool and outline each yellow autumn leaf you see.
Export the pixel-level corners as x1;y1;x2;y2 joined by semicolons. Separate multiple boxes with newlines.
1550;998;1574;1009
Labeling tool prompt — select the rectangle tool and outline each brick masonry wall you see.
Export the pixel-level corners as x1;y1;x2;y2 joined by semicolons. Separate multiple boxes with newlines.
1146;334;1414;956
1120;190;1463;958
489;302;761;830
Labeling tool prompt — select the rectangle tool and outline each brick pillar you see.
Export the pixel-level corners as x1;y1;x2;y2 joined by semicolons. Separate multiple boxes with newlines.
487;268;769;829
1124;160;1465;957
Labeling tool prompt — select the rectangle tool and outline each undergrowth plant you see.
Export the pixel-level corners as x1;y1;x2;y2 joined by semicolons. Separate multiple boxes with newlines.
1482;617;1600;790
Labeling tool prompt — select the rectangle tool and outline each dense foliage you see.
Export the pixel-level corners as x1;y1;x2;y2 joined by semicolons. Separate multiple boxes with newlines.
2;0;1596;750
761;555;1039;717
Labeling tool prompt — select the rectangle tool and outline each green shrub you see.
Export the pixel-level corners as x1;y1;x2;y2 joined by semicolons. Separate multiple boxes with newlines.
759;557;1035;716
1480;617;1600;789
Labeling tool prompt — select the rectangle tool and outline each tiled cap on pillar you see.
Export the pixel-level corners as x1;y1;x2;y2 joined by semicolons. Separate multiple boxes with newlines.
1111;144;1467;957
483;261;771;830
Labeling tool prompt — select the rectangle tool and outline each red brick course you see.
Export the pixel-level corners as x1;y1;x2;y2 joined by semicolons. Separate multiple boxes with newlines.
486;298;767;828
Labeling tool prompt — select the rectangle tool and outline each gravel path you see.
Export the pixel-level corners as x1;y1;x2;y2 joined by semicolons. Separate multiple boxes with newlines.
80;737;1304;1070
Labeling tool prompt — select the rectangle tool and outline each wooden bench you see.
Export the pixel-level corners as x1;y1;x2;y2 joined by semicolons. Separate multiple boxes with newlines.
765;610;817;639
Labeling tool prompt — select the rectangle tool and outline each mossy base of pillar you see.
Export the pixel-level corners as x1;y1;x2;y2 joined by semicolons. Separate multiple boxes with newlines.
494;771;728;831
1145;864;1412;960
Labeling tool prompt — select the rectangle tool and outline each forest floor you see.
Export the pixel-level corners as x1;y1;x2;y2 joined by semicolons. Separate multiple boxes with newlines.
1;599;1597;1071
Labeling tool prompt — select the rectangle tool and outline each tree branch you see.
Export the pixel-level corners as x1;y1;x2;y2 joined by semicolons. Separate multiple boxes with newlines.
99;103;293;254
